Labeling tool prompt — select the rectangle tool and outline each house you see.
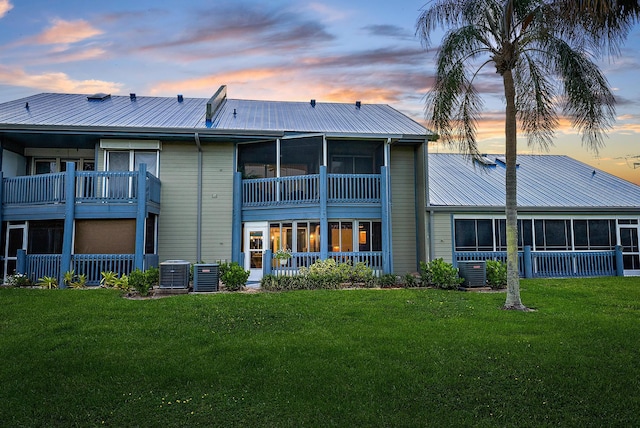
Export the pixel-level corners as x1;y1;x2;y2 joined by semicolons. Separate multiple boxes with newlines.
0;87;434;285
427;153;640;277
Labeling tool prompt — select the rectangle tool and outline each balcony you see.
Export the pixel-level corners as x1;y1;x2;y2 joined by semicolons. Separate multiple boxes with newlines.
242;172;382;207
1;168;161;221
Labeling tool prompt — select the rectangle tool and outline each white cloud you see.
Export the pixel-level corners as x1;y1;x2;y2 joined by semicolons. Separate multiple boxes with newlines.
0;0;13;19
34;18;103;45
0;65;122;94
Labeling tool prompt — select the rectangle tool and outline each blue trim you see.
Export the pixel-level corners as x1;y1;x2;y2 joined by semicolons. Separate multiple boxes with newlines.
134;163;146;271
381;166;390;273
60;162;76;287
524;245;533;278
232;172;242;264
615;245;624;276
450;213;456;266
263;249;273;276
320;166;328;259
17;249;26;274
0;171;3;230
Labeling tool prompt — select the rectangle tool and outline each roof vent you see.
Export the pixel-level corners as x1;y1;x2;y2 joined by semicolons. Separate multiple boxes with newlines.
476;156;496;167
310;99;316;107
355;101;361;109
206;85;227;122
177;94;184;103
25;102;29;110
87;93;111;101
130;93;136;101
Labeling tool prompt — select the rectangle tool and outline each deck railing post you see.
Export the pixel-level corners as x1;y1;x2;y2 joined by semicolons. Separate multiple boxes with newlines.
16;249;26;275
381;165;391;274
232;172;243;264
264;249;272;276
60;162;76;288
615;245;624;276
134;164;147;271
319;166;328;260
524;245;533;278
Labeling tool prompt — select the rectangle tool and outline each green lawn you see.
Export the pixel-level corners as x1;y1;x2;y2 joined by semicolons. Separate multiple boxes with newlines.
1;278;639;427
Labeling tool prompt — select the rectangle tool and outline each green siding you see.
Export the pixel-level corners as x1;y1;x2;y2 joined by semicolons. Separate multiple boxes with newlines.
431;212;453;263
200;143;234;263
158;143;199;262
390;146;418;273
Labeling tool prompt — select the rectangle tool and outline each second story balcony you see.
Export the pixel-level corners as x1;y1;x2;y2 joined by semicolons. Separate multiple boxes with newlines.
1;166;161;221
241;170;383;208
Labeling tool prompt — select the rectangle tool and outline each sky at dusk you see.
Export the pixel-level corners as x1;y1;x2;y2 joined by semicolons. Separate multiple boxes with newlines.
1;0;639;184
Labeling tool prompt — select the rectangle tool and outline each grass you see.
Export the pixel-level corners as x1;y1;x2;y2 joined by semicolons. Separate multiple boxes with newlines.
1;277;639;427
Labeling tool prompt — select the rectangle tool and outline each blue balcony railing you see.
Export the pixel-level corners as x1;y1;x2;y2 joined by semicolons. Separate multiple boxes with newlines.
454;248;618;278
242;173;381;207
2;170;160;207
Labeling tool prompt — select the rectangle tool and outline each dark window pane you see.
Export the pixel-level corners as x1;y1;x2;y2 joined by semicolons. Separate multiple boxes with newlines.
358;222;371;252
476;219;493;250
28;220;64;254
588;220;613;249
372;222;382;251
574;220;588;250
238;141;276;178
521;220;533;248
545;220;569;249
455;220;476;250
534;220;544;248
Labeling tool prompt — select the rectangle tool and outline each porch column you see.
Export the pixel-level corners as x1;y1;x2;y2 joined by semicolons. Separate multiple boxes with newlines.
134;164;147;271
0;171;3;233
232;172;243;264
263;249;273;276
16;249;26;275
381;165;391;274
524;245;533;278
615;245;624;276
319;166;328;259
60;162;76;288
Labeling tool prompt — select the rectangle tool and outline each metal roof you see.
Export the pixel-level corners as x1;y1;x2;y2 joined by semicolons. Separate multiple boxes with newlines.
428;153;640;209
0;92;429;139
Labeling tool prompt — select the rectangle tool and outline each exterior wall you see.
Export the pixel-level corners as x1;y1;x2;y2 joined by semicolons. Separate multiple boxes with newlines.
390;145;418;273
1;150;26;177
430;212;453;263
157;141;234;263
415;143;428;264
200;143;234;263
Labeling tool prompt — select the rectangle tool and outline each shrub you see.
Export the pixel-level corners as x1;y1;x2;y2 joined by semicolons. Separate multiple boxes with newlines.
220;262;250;291
100;271;119;288
486;260;507;289
377;273;398;288
128;269;151;296
419;259;463;290
64;270;87;289
5;273;32;287
402;273;419;288
37;276;58;289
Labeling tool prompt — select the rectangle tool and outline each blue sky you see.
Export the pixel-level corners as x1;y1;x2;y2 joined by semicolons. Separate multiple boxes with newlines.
1;0;639;184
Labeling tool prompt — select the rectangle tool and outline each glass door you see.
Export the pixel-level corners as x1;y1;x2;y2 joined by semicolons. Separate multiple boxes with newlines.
244;222;268;282
619;223;640;276
4;224;27;281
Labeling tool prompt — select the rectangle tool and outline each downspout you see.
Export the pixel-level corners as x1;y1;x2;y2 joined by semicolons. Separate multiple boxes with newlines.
195;133;202;262
425;138;435;261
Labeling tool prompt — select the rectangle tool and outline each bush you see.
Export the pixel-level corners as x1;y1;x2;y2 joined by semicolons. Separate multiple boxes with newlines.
220;262;250;291
128;269;151;296
377;273;398;288
419;259;463;290
5;273;32;287
402;273;419;288
486;260;507;289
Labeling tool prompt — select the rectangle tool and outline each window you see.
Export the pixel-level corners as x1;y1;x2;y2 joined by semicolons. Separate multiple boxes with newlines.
327;140;383;174
107;150;158;176
495;219;533;251
358;221;382;252
28;220;64;254
535;220;571;250
573;220;615;250
268;220;379;253
33;158;94;174
454;219;493;251
145;214;157;255
329;221;353;252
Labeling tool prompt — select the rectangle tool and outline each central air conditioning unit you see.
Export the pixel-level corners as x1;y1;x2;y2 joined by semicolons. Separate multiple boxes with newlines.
457;261;487;287
159;260;191;289
193;264;219;292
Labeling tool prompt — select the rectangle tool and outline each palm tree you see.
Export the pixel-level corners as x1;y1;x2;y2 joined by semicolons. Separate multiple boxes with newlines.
416;0;616;310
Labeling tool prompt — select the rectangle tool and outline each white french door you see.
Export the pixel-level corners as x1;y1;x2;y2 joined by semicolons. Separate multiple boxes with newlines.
618;223;640;276
243;222;269;282
4;223;27;281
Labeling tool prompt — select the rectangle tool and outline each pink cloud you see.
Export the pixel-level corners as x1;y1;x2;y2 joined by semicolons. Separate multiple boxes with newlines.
0;65;122;94
33;18;103;45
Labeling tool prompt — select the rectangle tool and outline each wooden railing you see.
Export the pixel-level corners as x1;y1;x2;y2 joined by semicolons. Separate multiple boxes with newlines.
454;248;618;278
3;173;65;204
25;254;62;283
242;173;381;207
2;170;160;206
328;174;381;202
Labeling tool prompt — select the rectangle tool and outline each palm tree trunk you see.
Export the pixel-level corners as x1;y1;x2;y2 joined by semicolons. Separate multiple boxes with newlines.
502;69;525;310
